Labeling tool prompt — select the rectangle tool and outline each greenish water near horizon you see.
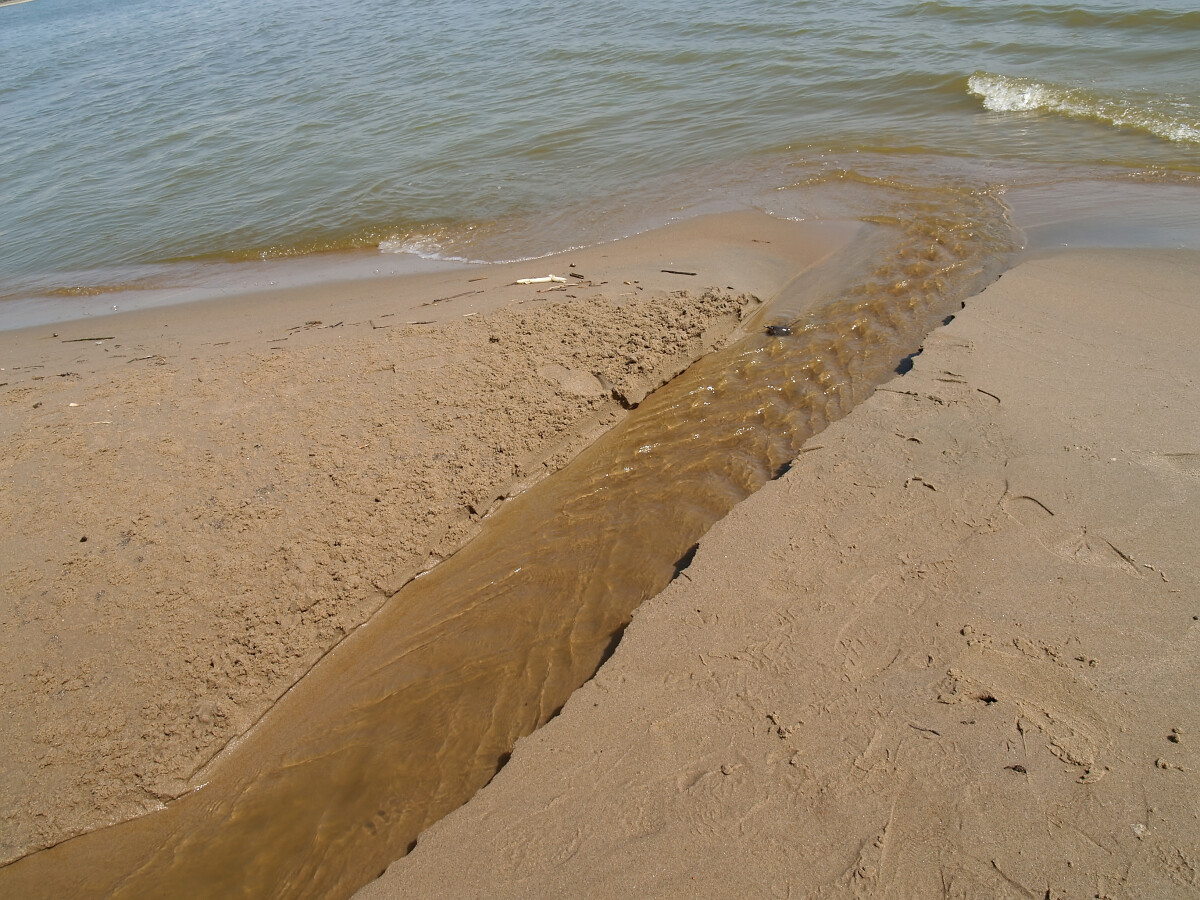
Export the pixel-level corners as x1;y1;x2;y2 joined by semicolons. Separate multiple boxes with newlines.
1;0;1198;320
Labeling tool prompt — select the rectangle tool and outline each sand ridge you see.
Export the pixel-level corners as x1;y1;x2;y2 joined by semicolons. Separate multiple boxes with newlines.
359;250;1200;898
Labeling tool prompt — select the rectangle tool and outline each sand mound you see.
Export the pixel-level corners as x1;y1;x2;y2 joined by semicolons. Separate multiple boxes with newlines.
0;281;757;861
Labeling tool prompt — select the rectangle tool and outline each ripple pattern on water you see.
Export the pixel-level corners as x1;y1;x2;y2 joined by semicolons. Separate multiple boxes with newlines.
1;0;1196;295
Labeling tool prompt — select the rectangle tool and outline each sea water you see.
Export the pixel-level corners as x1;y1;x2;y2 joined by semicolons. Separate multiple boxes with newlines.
1;0;1198;321
2;1;1199;894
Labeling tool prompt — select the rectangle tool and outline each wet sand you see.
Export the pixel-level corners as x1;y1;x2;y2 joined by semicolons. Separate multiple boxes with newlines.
358;249;1200;898
0;210;855;866
4;216;1198;898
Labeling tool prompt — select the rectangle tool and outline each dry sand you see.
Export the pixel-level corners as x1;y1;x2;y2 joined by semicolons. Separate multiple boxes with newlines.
0;211;854;864
358;249;1200;898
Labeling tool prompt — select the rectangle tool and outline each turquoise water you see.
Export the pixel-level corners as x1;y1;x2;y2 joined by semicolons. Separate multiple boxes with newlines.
1;0;1198;314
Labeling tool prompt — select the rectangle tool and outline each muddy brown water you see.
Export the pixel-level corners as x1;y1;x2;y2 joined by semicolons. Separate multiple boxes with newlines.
0;176;1020;899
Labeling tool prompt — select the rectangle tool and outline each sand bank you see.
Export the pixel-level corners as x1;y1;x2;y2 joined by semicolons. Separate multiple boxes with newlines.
359;249;1200;898
0;211;855;864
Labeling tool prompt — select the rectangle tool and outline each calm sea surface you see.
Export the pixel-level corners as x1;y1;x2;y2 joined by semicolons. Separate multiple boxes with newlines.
2;0;1198;320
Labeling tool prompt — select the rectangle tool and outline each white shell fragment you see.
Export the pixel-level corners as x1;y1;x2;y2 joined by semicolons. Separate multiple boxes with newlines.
515;274;567;284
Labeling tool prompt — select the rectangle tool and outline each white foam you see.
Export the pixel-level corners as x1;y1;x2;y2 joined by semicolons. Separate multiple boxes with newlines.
379;227;616;267
378;232;477;263
968;72;1200;145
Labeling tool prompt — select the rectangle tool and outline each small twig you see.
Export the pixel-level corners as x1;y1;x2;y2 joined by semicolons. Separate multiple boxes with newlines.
1104;539;1139;571
422;289;483;307
1017;495;1055;516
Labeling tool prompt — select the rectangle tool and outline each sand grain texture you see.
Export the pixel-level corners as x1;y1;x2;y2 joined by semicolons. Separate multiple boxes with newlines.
360;250;1200;899
0;290;752;859
1;211;854;863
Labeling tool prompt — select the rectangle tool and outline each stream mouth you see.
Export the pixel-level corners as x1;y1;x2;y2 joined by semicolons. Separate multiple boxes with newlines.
0;174;1021;899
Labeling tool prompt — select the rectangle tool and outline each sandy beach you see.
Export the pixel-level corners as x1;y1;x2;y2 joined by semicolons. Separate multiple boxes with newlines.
357;248;1200;898
0;210;853;867
6;0;1200;894
2;219;1198;897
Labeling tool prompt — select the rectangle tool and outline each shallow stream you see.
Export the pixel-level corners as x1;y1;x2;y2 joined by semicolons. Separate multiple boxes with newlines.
0;175;1025;898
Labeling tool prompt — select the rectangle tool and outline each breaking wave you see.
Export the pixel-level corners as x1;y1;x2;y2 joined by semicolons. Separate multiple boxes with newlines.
968;72;1200;145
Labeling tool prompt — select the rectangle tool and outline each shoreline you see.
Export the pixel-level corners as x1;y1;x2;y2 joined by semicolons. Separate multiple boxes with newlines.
7;1;1199;890
6;168;1200;335
3;209;1198;895
0;210;855;868
358;247;1200;898
0;209;861;333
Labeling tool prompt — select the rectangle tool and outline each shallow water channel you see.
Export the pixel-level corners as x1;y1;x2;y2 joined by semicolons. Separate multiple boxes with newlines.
0;176;1021;898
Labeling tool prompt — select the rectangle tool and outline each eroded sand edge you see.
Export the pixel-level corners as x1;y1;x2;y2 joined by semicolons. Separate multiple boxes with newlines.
0;211;852;862
361;249;1200;899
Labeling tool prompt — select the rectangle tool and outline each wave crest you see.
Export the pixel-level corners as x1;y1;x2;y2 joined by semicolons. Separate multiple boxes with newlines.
967;72;1200;145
